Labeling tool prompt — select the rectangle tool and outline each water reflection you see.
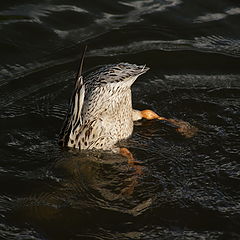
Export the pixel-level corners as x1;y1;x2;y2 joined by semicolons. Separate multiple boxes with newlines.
14;150;153;219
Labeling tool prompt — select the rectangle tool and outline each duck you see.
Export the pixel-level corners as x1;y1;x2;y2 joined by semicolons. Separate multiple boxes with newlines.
59;47;197;159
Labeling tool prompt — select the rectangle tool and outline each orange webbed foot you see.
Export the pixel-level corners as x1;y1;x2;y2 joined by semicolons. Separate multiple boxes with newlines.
141;109;167;121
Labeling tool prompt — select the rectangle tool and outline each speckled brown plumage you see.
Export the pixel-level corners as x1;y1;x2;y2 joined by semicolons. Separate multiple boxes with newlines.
59;57;149;152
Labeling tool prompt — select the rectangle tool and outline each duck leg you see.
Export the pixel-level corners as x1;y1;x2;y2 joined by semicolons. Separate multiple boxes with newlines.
119;147;142;173
118;147;142;195
132;109;198;138
119;147;136;164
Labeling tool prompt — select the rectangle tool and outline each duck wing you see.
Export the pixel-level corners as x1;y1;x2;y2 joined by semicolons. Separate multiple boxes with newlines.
59;46;87;147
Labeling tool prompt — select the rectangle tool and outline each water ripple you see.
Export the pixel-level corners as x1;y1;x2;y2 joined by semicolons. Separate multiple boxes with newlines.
0;0;240;239
88;36;240;57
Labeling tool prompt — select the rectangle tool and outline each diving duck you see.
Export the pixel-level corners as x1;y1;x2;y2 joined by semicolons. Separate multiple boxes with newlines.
59;48;197;158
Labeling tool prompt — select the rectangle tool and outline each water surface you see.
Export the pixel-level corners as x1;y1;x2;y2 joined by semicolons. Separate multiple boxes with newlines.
0;0;240;239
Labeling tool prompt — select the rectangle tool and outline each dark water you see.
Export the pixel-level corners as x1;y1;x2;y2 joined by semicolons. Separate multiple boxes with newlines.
0;0;240;239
